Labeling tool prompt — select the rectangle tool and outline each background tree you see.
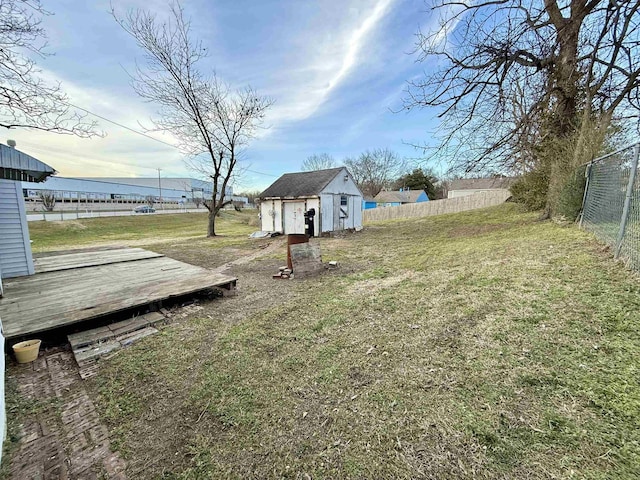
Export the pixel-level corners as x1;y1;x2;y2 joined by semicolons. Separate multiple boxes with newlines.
301;153;336;171
37;190;55;211
393;168;439;199
405;0;640;216
113;2;272;236
0;0;97;135
237;189;262;205
144;195;155;208
344;148;407;198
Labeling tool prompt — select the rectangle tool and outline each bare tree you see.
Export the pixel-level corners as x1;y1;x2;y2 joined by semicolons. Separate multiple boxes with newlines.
113;2;272;236
301;153;336;171
0;0;98;135
404;0;640;212
38;190;55;211
192;195;203;209
144;195;155;208
344;148;407;198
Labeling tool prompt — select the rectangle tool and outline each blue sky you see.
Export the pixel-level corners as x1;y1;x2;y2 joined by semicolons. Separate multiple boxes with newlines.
6;0;443;191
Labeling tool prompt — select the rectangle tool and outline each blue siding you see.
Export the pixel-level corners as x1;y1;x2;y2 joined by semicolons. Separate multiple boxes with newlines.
415;191;430;203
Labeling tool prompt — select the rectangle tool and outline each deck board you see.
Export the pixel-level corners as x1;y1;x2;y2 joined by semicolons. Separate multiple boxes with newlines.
0;249;236;339
34;247;163;273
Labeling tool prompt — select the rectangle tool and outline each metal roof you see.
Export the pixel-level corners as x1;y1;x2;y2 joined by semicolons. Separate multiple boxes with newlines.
0;144;55;183
260;167;346;198
449;177;515;191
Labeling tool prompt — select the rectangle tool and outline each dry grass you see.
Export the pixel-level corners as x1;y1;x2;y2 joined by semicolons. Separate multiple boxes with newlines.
27;209;259;252
84;204;640;478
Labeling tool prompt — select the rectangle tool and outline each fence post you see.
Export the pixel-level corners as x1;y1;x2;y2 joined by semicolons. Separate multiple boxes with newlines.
579;163;592;227
615;143;640;259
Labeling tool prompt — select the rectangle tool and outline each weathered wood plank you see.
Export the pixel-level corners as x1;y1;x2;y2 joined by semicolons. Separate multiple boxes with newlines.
68;326;114;349
74;340;121;365
34;248;164;273
0;249;237;339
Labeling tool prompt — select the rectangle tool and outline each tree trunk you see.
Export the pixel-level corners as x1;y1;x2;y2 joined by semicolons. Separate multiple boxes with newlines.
207;208;217;237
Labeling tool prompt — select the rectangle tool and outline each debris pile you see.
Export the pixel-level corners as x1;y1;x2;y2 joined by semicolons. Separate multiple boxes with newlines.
273;266;293;279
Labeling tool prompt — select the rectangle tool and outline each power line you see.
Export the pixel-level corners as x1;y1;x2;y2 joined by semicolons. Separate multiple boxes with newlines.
65;101;178;149
63;100;279;178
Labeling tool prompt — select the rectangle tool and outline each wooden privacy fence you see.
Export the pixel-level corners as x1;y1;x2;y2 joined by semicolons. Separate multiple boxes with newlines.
363;190;512;223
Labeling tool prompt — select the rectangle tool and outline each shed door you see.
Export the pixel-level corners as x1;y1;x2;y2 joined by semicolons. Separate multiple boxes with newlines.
333;195;348;231
283;201;306;234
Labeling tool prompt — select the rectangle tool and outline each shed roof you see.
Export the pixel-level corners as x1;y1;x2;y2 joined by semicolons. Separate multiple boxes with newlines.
449;177;515;191
260;167;345;198
0;144;55;183
374;190;425;203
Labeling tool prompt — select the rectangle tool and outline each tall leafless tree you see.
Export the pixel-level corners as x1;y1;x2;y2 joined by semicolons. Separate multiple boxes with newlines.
405;0;640;209
301;153;336;171
0;0;98;135
37;189;55;211
344;148;407;197
113;2;272;236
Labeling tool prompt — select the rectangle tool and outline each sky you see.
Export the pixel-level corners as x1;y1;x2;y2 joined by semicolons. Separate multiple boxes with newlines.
5;0;445;191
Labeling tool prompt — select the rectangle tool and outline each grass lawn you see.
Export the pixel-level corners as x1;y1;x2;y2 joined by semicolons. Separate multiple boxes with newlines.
32;204;640;478
27;209;259;252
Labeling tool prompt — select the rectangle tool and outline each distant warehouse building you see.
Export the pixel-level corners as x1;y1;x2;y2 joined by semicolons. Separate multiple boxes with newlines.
20;176;248;206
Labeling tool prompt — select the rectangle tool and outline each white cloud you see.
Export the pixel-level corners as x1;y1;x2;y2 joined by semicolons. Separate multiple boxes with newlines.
264;0;397;127
4;69;185;178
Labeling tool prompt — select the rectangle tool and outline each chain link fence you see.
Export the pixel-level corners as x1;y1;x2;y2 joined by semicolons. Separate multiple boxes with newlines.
580;141;640;271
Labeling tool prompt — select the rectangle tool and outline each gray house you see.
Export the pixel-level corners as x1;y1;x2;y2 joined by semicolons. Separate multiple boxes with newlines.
448;177;515;198
259;167;363;236
0;143;55;282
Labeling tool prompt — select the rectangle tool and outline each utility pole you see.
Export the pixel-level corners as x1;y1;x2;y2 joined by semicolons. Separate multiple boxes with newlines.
157;168;163;210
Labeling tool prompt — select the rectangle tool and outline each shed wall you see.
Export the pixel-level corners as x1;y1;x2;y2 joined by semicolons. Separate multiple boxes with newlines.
0;179;34;278
260;199;283;232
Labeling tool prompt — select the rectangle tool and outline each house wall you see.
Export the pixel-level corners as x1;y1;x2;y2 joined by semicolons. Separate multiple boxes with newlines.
448;188;510;199
415;191;430;202
0;318;4;465
0;179;34;279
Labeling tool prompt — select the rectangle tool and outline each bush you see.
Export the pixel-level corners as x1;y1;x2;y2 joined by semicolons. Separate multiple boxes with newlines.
555;165;587;221
510;168;549;211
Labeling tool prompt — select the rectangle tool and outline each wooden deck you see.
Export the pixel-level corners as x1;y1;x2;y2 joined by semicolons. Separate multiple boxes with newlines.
0;248;236;339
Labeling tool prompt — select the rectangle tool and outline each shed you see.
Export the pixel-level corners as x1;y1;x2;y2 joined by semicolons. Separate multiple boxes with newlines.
259;167;363;236
374;189;430;207
0;143;55;281
448;177;515;198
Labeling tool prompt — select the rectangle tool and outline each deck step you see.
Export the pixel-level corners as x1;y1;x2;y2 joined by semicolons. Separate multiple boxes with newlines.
69;311;167;371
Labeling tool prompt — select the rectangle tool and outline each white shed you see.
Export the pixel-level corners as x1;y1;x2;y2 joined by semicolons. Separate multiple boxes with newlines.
0;143;55;282
259;167;363;236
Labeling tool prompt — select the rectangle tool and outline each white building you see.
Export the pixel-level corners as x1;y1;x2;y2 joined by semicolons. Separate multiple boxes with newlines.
20;176;235;203
259;167;363;236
